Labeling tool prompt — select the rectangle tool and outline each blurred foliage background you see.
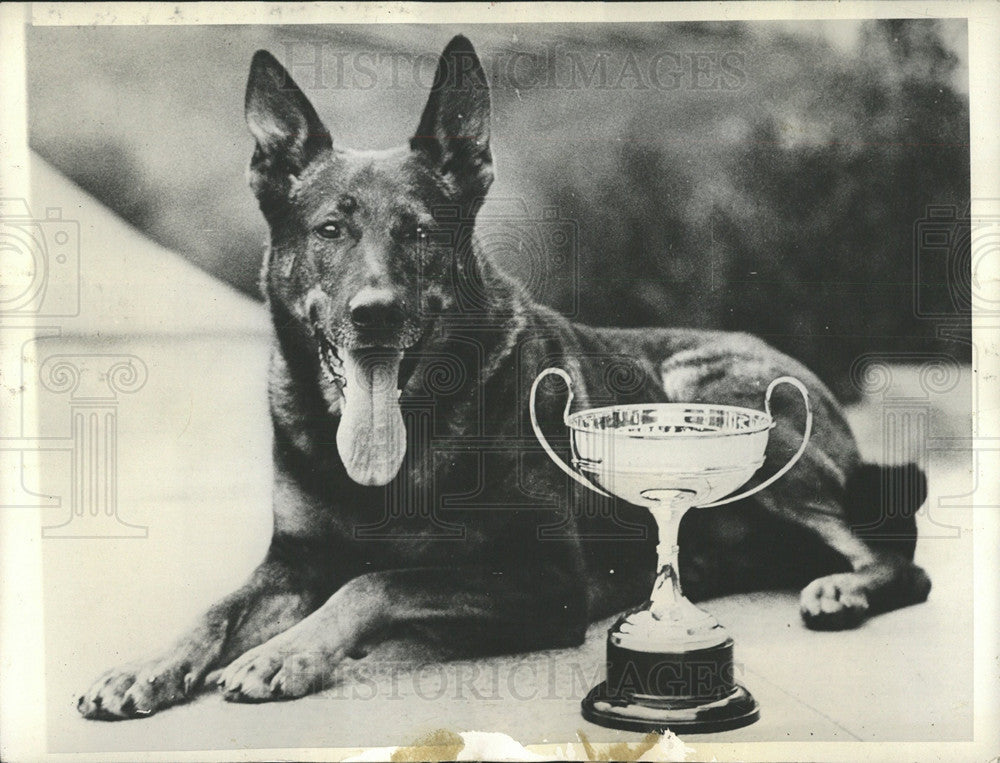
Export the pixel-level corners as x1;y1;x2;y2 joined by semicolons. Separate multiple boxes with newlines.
27;20;969;399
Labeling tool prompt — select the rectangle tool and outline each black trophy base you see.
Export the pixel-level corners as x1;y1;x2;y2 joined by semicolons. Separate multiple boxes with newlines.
582;681;759;734
581;636;759;733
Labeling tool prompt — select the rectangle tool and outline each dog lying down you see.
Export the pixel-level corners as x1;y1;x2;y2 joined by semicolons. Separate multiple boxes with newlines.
78;35;930;720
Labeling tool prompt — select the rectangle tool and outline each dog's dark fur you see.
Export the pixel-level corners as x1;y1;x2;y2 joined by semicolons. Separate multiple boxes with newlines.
79;36;931;720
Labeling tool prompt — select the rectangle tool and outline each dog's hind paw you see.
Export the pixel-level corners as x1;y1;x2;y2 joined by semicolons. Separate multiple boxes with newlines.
799;573;870;630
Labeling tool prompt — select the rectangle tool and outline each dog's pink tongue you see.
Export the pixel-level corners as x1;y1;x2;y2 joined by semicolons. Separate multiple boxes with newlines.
336;348;406;486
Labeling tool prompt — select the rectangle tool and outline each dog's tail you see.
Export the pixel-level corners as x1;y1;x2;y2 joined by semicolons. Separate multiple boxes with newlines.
845;462;927;561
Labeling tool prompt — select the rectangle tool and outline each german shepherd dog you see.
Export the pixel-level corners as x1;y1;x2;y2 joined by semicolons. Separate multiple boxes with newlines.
79;36;930;720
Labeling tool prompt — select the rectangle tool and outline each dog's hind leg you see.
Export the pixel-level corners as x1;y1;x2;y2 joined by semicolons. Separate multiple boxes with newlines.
799;554;931;630
682;432;933;630
795;463;932;629
650;343;932;629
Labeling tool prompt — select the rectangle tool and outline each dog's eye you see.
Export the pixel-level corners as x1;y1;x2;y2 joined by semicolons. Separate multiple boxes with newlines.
314;222;343;240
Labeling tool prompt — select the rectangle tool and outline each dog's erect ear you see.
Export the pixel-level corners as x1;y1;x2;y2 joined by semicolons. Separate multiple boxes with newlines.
410;36;493;201
245;50;332;178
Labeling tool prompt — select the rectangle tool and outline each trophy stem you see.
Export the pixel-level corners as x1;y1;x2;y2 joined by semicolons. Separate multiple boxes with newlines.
649;506;687;620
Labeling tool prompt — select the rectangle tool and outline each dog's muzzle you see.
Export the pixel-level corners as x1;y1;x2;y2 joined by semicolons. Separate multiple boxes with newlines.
311;286;429;487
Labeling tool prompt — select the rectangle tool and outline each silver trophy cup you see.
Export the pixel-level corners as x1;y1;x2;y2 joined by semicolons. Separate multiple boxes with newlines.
530;368;812;733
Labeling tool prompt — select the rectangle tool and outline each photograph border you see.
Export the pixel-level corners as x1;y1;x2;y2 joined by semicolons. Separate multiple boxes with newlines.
1;2;997;761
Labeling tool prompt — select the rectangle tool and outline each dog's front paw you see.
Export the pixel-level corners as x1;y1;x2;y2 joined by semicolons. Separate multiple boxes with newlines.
800;573;870;630
77;655;204;720
210;637;347;702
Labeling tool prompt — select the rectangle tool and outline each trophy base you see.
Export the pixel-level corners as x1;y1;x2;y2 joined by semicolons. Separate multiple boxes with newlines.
581;635;759;734
581;681;759;734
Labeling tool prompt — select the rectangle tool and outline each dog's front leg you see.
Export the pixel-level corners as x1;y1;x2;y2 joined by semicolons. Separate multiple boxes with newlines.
77;552;324;720
215;564;587;702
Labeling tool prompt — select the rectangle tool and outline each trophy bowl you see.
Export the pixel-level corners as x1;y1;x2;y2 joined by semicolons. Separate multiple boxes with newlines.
530;368;812;734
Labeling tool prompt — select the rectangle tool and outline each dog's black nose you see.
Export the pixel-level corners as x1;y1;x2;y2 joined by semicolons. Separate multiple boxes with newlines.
349;287;406;329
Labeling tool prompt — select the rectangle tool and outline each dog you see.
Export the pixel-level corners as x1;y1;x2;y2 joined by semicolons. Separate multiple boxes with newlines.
78;35;931;720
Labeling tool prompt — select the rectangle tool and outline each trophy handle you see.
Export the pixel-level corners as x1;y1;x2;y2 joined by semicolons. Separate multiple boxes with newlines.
529;367;614;499
702;375;813;508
